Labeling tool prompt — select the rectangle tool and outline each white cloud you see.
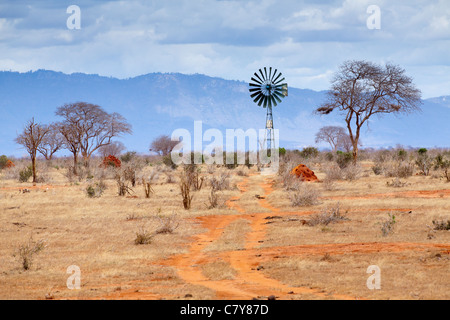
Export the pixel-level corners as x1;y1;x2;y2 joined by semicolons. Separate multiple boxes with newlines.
0;0;449;97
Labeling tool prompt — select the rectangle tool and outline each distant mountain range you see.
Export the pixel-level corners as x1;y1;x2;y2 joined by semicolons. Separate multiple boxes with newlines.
0;70;449;157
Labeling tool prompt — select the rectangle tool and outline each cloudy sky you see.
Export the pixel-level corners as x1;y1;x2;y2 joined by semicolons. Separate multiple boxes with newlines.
1;0;449;98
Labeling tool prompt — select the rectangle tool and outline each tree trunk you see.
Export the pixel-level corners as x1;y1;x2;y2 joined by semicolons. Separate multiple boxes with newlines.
352;147;358;164
32;156;37;183
349;124;360;165
82;154;90;168
73;152;78;175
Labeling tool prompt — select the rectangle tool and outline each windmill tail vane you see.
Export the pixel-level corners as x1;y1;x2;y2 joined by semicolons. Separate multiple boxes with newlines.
249;67;288;151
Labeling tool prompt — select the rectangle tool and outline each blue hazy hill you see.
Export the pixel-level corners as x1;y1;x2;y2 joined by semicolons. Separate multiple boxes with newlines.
0;70;448;157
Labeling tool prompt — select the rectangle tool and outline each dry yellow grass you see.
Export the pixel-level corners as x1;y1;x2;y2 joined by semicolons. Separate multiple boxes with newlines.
201;260;237;281
0;159;448;300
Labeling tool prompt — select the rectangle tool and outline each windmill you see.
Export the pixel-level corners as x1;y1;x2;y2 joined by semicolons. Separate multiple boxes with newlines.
249;67;288;152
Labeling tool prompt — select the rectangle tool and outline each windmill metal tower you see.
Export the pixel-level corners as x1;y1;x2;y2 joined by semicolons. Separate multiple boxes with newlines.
249;67;288;151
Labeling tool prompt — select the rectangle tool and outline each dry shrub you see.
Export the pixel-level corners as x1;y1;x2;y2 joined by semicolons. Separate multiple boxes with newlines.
307;203;348;226
386;177;409;188
13;236;46;270
341;164;362;181
209;172;231;191
123;166;137;187
277;160;297;190
180;169;193;210
116;173;133;196
0;162;22;180
288;182;321;207
164;171;176;184
85;181;107;198
207;164;216;174
236;167;249;177
148;167;160;183
208;187;224;209
134;227;153;245
323;164;343;181
383;161;415;178
322;178;337;191
155;214;180;234
380;213;396;236
432;219;450;231
142;178;154;198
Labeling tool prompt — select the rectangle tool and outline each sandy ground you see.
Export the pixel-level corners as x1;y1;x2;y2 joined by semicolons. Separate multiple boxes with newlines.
0;165;449;300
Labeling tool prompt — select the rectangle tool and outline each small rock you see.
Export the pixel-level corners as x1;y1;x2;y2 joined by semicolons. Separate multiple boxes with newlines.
185;294;193;298
45;293;54;300
268;295;276;300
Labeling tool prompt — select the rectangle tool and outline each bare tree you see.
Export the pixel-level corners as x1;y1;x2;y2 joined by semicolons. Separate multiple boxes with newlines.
338;133;351;153
58;123;81;175
56;102;132;167
150;135;178;156
315;126;347;152
98;141;126;158
316;60;422;163
37;123;64;160
15;118;50;183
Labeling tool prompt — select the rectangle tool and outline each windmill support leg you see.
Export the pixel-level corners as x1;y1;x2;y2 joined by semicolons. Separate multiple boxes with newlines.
266;106;274;152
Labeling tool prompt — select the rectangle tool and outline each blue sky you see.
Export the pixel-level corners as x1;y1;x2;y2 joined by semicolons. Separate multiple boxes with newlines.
1;0;449;98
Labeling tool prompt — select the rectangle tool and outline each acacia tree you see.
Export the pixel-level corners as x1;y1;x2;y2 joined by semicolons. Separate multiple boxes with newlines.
37;123;64;161
98;141;126;158
58;123;81;175
316;60;422;163
339;133;355;153
56;102;132;167
15;118;50;183
315;126;347;152
150;135;178;156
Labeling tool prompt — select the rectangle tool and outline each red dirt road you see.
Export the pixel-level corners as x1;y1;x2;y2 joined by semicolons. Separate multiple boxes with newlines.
105;175;449;300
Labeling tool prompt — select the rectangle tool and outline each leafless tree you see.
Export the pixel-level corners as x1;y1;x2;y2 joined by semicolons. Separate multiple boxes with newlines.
58;123;81;175
56;102;132;167
315;126;347;152
15;118;50;183
150;135;178;156
37;123;64;160
337;133;362;153
98;141;126;158
316;60;422;163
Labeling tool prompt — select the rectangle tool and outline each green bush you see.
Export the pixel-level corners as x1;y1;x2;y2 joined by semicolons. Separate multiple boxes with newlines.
397;149;408;161
415;152;432;176
417;148;428;155
336;151;353;169
299;147;319;159
0;155;8;170
19;166;33;183
85;182;106;198
325;152;334;162
120;151;137;163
